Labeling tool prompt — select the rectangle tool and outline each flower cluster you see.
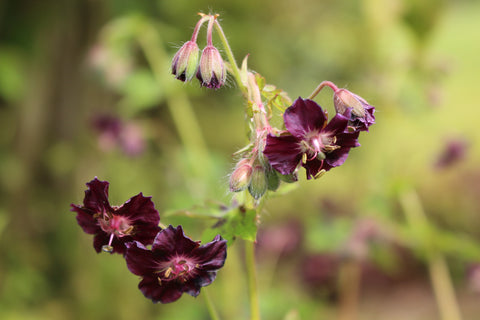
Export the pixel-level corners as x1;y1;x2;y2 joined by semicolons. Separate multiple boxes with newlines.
71;178;227;303
263;85;374;180
172;14;226;89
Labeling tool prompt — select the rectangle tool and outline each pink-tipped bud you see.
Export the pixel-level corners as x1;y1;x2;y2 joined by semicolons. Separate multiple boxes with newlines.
171;41;200;82
230;160;253;192
197;45;226;89
333;89;375;132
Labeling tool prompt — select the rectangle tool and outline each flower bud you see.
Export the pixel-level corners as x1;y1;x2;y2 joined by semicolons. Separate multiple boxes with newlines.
197;45;226;89
248;165;268;200
266;168;280;191
333;89;375;132
230;160;253;192
171;41;200;82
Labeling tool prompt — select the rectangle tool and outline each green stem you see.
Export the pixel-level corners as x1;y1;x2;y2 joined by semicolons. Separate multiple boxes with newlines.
203;287;221;320
399;190;462;320
245;240;261;320
213;20;248;96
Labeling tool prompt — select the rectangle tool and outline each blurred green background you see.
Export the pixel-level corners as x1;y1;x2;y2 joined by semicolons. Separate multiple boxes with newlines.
1;0;480;319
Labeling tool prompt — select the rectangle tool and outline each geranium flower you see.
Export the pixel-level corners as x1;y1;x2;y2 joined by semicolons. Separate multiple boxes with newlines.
125;225;227;304
264;97;360;179
70;178;161;255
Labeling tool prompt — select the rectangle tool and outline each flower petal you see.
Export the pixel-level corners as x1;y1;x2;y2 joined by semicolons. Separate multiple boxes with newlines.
303;158;324;180
125;241;163;275
184;271;217;297
83;178;112;213
71;205;100;234
263;134;302;175
139;275;183;303
116;193;160;225
325;147;352;168
192;236;227;270
323;113;349;135
284;98;327;138
335;131;361;148
152;225;200;255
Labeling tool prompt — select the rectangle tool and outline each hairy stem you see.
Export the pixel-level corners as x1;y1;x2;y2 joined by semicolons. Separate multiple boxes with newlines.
308;80;339;99
213;19;248;96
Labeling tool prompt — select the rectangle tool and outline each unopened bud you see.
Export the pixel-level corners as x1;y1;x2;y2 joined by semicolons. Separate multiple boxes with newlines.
230;161;253;192
197;45;226;89
334;89;365;117
266;168;280;191
171;41;200;82
333;88;375;132
248;165;268;200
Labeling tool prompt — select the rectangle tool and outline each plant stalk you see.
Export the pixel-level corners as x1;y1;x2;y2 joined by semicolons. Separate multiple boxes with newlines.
245;240;261;320
203;287;221;320
399;190;462;320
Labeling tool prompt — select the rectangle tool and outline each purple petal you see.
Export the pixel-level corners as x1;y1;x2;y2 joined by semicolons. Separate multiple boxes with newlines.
139;275;183;304
125;241;163;275
93;232;129;255
325;147;352;168
192;236;227;270
335;131;360;148
83;178;112;213
284;98;327;138
116;193;160;225
152;225;200;255
71;205;100;234
116;193;161;246
303;158;324;180
263;134;302;175
93;232;111;254
323;113;349;135
184;272;217;297
131;223;162;247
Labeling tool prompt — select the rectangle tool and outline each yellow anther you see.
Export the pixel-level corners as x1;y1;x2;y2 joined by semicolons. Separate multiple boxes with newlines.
314;169;327;179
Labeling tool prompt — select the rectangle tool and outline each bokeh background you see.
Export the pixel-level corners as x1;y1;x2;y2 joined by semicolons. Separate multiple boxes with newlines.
1;0;480;319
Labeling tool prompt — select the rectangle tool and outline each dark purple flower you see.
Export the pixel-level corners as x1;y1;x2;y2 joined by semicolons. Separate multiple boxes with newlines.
70;178;161;255
264;98;360;179
125;225;227;304
334;88;375;132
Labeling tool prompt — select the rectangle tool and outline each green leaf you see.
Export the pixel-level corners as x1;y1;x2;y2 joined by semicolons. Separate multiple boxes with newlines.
202;204;258;244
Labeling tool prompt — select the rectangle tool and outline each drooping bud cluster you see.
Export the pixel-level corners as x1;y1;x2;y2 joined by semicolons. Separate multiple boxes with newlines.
171;14;226;89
